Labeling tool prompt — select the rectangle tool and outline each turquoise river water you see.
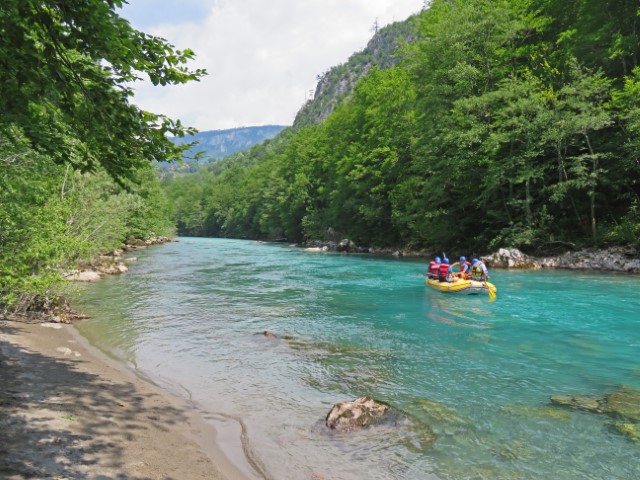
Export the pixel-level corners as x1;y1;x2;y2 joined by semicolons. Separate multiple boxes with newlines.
74;237;640;480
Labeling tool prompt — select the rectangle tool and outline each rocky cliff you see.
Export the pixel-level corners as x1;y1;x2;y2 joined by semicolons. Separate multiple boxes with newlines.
293;15;420;128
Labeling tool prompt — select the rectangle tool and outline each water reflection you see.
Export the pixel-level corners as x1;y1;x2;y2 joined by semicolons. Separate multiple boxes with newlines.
426;295;495;329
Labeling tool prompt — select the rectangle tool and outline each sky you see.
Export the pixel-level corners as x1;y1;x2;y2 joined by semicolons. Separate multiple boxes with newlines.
118;0;423;131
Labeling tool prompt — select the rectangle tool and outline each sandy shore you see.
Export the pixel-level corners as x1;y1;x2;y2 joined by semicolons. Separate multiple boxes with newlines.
0;319;259;480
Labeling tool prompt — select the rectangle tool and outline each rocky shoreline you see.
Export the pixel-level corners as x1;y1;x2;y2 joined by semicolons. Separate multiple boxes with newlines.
65;236;173;283
300;239;640;274
484;246;640;273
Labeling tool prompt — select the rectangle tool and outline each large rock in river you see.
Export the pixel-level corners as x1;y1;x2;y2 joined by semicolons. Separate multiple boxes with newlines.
326;396;390;431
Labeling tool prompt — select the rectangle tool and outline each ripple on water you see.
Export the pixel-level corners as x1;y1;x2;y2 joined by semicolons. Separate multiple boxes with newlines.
74;239;640;480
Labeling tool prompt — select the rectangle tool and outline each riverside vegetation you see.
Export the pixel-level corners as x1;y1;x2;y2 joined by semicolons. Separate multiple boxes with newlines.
164;0;640;256
0;0;205;314
3;0;640;316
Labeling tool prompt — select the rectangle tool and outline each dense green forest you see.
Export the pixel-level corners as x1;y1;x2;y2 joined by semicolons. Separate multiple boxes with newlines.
164;0;640;253
0;0;204;311
2;0;640;312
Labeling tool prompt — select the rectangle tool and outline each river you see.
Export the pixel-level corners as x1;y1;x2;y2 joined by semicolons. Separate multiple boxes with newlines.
74;237;640;480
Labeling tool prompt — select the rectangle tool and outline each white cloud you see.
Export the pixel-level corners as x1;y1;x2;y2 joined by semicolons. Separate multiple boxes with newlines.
124;0;422;130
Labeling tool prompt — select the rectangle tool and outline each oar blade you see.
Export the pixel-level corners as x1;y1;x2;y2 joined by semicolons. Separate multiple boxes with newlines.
485;281;497;300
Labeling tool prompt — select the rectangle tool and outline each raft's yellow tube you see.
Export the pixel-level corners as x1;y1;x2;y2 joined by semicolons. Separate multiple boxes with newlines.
426;278;497;295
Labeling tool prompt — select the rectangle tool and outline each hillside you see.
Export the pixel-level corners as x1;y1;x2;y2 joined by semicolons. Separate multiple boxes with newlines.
171;125;287;162
293;15;420;128
163;0;640;253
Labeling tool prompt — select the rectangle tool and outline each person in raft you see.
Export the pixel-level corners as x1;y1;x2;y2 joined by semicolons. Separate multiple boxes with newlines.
450;256;471;279
438;258;454;282
470;258;489;282
425;256;441;279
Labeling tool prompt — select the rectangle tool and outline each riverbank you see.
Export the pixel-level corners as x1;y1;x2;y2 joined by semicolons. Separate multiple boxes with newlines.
301;240;640;273
0;319;254;480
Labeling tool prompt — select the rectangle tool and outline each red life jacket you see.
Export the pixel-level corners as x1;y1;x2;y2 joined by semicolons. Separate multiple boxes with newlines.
428;261;439;276
438;262;450;279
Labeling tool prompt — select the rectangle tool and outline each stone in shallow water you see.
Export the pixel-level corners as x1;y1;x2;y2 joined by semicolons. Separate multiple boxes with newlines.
551;386;640;421
325;396;390;431
412;398;470;427
491;440;534;461
550;386;640;443
549;395;603;413
324;397;437;451
602;386;640;422
501;404;571;422
611;422;640;442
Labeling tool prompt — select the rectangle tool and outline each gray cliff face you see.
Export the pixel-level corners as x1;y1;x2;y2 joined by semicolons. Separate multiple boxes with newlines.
293;15;420;128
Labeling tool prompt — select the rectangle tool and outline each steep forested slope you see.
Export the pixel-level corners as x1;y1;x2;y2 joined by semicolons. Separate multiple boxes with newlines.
164;0;640;254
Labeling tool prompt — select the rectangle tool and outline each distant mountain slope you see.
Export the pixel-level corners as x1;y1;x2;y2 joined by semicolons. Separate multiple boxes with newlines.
293;15;420;128
172;125;287;161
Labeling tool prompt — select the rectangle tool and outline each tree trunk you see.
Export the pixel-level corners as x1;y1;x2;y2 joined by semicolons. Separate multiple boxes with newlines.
525;177;532;222
584;132;597;243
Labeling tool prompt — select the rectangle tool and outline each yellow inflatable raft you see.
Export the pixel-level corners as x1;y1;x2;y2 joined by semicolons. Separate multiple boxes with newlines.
426;277;497;296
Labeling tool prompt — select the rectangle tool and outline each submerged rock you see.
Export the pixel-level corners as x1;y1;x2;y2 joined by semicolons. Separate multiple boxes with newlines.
602;386;640;422
412;398;470;427
501;404;571;422
551;386;640;421
612;422;640;442
550;395;603;413
326;396;390;431
551;386;640;443
491;440;534;461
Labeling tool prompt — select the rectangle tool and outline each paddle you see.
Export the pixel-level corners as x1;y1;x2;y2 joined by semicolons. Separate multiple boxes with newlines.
485;281;496;299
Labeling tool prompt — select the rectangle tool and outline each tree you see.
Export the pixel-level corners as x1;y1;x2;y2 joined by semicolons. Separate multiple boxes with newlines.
1;1;196;308
157;0;640;253
0;0;206;181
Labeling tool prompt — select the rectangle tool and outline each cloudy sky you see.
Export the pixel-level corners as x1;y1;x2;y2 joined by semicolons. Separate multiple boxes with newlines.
119;0;423;131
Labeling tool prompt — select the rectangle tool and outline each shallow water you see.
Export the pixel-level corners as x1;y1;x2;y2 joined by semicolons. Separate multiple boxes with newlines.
74;238;640;480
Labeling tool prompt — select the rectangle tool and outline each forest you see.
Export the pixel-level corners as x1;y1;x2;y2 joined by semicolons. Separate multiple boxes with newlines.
164;0;640;253
2;0;640;312
0;0;204;311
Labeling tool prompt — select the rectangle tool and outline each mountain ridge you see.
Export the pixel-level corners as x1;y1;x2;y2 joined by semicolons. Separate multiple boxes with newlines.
171;125;287;162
